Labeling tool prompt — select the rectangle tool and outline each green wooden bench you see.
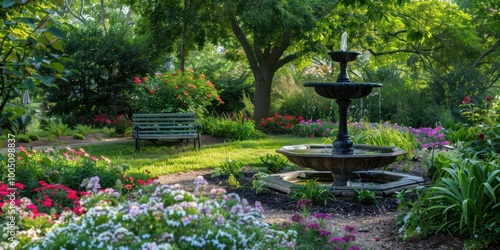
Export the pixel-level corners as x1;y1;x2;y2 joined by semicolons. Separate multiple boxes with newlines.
132;113;201;152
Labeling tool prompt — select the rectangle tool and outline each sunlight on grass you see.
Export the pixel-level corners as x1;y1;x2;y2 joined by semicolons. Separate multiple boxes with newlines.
81;135;324;178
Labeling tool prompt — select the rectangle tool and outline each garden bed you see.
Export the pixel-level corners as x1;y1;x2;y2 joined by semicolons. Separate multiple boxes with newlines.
157;164;464;249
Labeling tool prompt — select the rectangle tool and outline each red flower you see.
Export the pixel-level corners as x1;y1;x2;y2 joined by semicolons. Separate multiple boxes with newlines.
149;89;155;93
375;237;380;242
486;96;492;102
134;77;142;84
462;96;471;104
13;182;25;190
479;134;485;140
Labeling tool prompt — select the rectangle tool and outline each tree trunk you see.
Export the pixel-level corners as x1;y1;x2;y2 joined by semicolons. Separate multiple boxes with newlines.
253;68;274;125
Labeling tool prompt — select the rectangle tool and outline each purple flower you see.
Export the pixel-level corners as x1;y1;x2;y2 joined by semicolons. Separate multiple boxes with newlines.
290;213;304;223
297;199;312;209
306;222;321;231
313;213;330;219
319;229;332;236
329;236;346;244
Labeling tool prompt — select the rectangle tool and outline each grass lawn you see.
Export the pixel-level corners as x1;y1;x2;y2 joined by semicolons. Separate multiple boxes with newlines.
80;135;325;178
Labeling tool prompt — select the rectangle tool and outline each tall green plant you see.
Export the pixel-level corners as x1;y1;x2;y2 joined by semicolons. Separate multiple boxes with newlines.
427;158;500;245
350;122;417;161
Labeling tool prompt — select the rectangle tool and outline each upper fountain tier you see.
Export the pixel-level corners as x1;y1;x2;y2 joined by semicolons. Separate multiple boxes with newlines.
304;50;381;100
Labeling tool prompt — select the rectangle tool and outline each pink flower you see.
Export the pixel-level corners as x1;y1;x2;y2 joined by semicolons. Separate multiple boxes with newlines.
13;183;25;190
134;77;142;84
462;96;470;104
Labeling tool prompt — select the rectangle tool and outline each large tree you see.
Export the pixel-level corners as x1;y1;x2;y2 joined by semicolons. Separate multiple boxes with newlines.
214;0;410;124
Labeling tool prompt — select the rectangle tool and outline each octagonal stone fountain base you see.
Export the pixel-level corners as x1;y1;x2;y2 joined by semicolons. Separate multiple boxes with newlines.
261;170;424;198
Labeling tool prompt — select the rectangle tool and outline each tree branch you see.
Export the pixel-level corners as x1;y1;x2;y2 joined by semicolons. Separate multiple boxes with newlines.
64;0;86;23
473;38;500;68
229;12;259;74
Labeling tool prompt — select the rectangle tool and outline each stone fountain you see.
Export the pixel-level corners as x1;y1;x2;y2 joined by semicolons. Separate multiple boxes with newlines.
264;33;423;197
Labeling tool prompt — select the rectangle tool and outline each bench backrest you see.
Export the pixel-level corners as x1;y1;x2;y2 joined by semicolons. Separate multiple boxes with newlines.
132;113;199;138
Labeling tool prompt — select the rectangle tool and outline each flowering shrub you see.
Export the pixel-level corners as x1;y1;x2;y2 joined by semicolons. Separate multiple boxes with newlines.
458;95;499;158
0;147;128;197
23;180;297;249
292;118;338;137
31;181;84;217
279;199;362;249
259;114;302;134
408;126;450;150
132;70;223;117
90;113;132;135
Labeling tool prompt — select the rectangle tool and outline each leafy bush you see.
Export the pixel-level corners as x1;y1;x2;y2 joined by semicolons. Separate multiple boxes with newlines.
28;134;39;141
212;158;244;178
350;122;417;161
0;147;128;198
290;178;335;205
202;113;267;140
73;124;93;136
44;27;153;126
72;133;85;140
260;153;288;173
47;121;69;138
395;187;436;241
17;135;31;143
355;189;380;205
427;157;500;245
292;118;338;137
132;70;224;118
258;114;302;134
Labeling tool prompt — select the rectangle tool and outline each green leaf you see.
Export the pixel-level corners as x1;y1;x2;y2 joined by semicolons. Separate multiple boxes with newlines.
47;27;65;38
23;78;36;91
19;17;37;26
2;0;17;8
21;114;31;126
51;61;64;73
51;41;63;51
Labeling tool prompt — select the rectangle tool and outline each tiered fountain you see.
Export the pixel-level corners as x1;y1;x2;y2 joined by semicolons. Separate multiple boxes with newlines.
263;33;423;197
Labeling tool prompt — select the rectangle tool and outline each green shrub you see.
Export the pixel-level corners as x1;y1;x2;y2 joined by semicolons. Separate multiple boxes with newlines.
260;153;288;173
28;134;39;141
427;158;500;245
17;135;32;143
73;133;85;140
47;121;69;137
290;178;335;205
132;71;223;118
202;113;267;140
355;189;380;205
0;147;128;197
102;127;116;137
212;158;244;178
395;187;436;241
74;124;93;136
350;122;417;161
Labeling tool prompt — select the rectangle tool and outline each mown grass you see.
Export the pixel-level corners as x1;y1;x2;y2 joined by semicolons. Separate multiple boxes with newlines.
80;135;324;178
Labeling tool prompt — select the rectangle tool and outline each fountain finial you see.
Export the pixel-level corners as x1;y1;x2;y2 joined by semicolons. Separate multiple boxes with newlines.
340;32;348;51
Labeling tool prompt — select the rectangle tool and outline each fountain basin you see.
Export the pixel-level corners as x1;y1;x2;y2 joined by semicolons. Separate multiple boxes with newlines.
276;144;406;173
304;82;382;99
261;170;424;197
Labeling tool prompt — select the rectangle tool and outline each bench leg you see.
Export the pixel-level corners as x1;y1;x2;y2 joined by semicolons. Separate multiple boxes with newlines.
197;134;201;150
135;138;140;152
